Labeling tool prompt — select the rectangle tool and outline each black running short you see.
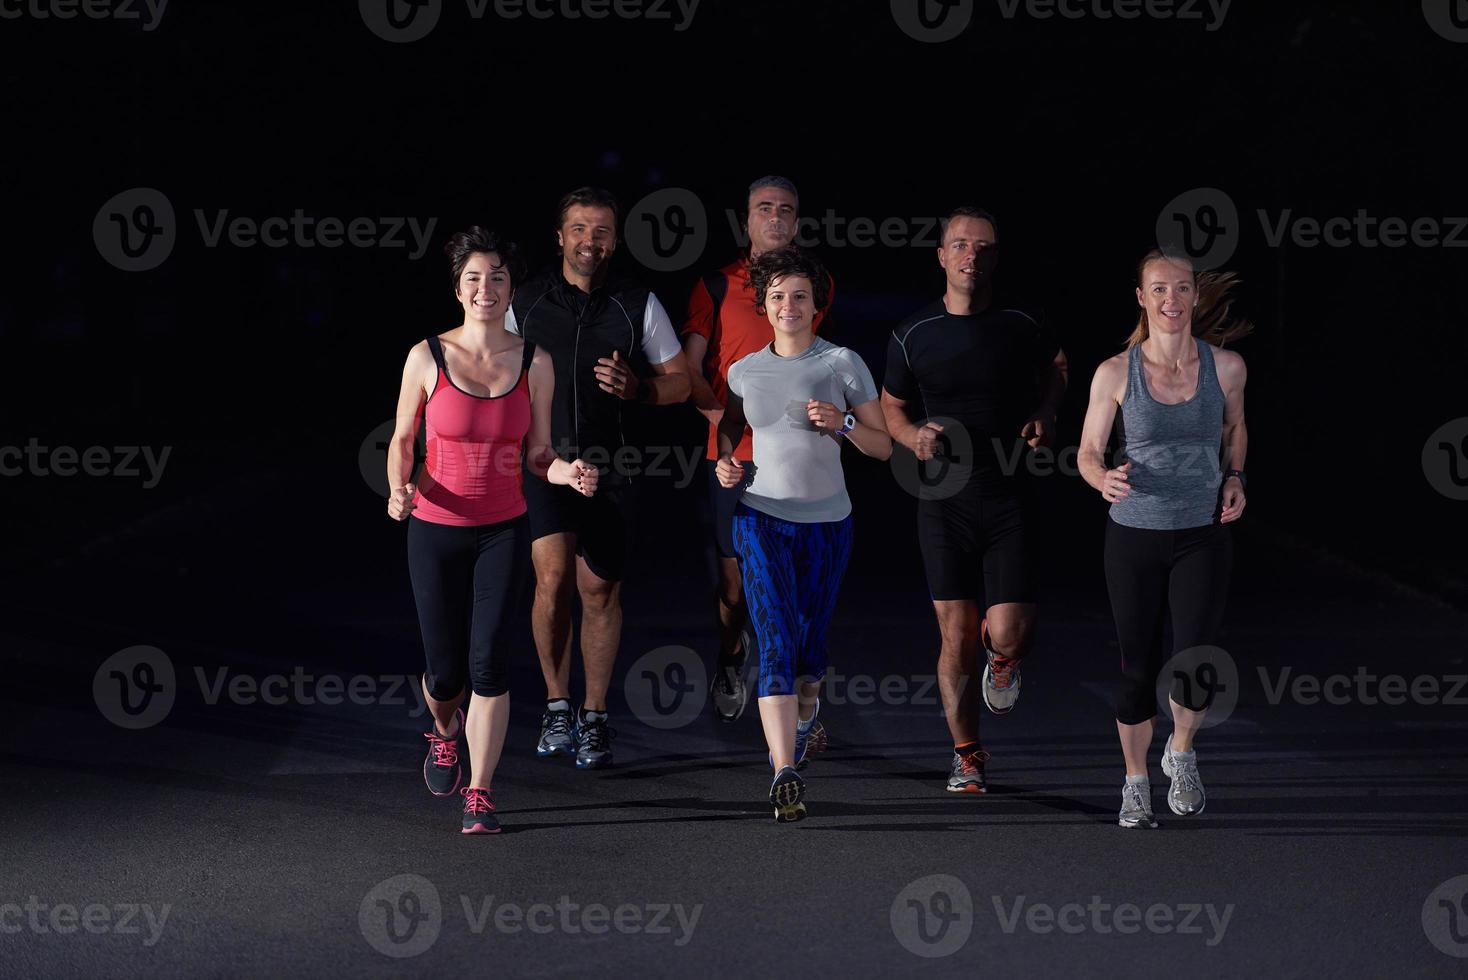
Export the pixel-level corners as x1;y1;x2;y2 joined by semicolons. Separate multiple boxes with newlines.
917;491;1037;605
522;472;636;582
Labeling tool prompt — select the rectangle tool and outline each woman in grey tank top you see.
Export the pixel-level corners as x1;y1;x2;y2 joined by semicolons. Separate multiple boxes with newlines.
1079;249;1251;829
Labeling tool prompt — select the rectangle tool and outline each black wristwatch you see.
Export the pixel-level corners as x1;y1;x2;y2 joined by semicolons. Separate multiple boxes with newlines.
1224;469;1247;490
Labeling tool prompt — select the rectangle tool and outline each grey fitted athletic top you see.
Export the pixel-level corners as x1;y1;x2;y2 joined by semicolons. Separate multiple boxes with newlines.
727;336;879;523
1108;338;1226;530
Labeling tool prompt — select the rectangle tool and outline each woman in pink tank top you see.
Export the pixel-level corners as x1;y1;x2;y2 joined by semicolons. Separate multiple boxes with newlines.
383;227;597;834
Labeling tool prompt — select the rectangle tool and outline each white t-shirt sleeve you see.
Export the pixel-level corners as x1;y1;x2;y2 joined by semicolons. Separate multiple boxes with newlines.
836;348;879;409
641;293;682;365
504;306;522;337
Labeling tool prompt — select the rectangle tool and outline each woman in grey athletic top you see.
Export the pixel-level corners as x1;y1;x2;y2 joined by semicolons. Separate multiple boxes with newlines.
1079;249;1250;828
715;246;892;822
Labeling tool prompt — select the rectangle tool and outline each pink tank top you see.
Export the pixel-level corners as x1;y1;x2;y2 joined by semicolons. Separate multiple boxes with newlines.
412;336;533;527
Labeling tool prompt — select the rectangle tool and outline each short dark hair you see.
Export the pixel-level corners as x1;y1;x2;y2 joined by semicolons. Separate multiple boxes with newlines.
942;205;999;242
746;175;799;212
747;246;831;312
443;226;525;290
555;186;621;233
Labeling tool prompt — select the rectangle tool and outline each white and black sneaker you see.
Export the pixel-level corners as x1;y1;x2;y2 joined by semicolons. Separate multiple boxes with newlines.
770;765;807;823
536;701;576;758
1118;776;1159;829
575;709;616;769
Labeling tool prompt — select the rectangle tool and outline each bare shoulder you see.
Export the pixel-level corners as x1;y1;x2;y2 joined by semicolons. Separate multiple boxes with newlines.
1091;351;1129;399
530;345;552;372
404;338;434;372
1210;344;1248;386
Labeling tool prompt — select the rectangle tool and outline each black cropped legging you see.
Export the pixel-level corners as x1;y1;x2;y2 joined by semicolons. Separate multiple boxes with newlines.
1103;518;1232;725
407;514;528;700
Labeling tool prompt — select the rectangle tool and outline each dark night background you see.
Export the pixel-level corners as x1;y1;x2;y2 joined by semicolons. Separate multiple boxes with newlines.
3;2;1467;977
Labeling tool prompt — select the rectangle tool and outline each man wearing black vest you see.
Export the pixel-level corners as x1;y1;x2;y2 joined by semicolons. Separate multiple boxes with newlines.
510;187;691;769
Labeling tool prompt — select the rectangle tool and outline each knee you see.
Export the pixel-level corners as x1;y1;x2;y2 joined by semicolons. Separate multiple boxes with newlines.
985;617;1033;658
579;578;619;612
535;564;574;599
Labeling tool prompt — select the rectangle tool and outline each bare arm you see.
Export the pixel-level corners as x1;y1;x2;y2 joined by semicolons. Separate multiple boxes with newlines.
385;342;433;520
681;332;722;414
527;349;597;496
716;390;748;461
1078;354;1131;501
880;389;945;460
642;350;692;405
1023;347;1070;448
1216;347;1248;522
844;398;893;461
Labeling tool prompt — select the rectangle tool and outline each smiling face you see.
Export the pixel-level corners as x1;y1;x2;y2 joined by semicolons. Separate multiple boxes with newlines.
456;251;513;323
763;273;816;338
938;215;998;296
746;184;798;257
557;204;617;280
1136;255;1196;335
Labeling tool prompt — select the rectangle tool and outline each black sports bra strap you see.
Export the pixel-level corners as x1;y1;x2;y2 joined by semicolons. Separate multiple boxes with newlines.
426;336;447;374
521;340;536;376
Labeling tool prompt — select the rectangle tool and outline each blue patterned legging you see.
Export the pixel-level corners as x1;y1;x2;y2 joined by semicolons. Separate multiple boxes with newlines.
732;504;854;697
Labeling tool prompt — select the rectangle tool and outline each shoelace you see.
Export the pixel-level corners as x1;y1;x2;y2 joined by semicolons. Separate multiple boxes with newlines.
461;787;494;814
424;730;458;767
989;654;1017;689
1123;783;1151;814
956;747;992;774
542;711;573;741
579;719;615;751
1170;754;1202;793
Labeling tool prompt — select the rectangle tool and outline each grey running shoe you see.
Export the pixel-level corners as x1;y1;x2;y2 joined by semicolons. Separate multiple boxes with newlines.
946;746;991;794
536;706;576;758
710;646;749;722
1161;734;1206;815
980;619;1020;715
575;712;616;769
1118;778;1159;829
770;765;807;823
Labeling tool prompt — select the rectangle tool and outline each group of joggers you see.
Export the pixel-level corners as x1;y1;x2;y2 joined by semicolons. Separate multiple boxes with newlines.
384;177;1250;833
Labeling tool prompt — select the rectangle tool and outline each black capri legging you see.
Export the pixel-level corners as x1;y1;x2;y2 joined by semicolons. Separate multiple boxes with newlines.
407;513;529;700
1103;518;1232;724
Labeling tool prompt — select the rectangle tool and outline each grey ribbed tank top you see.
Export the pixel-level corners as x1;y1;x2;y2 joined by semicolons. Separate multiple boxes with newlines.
1109;338;1226;530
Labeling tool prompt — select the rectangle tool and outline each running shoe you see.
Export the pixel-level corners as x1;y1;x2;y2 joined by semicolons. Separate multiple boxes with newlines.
946;745;991;793
575;712;616;769
1161;734;1206;815
1118;777;1159;829
422;707;464;796
980;618;1021;715
795;698;825;771
710;645;749;722
460;787;501;835
536;705;576;758
769;765;807;823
